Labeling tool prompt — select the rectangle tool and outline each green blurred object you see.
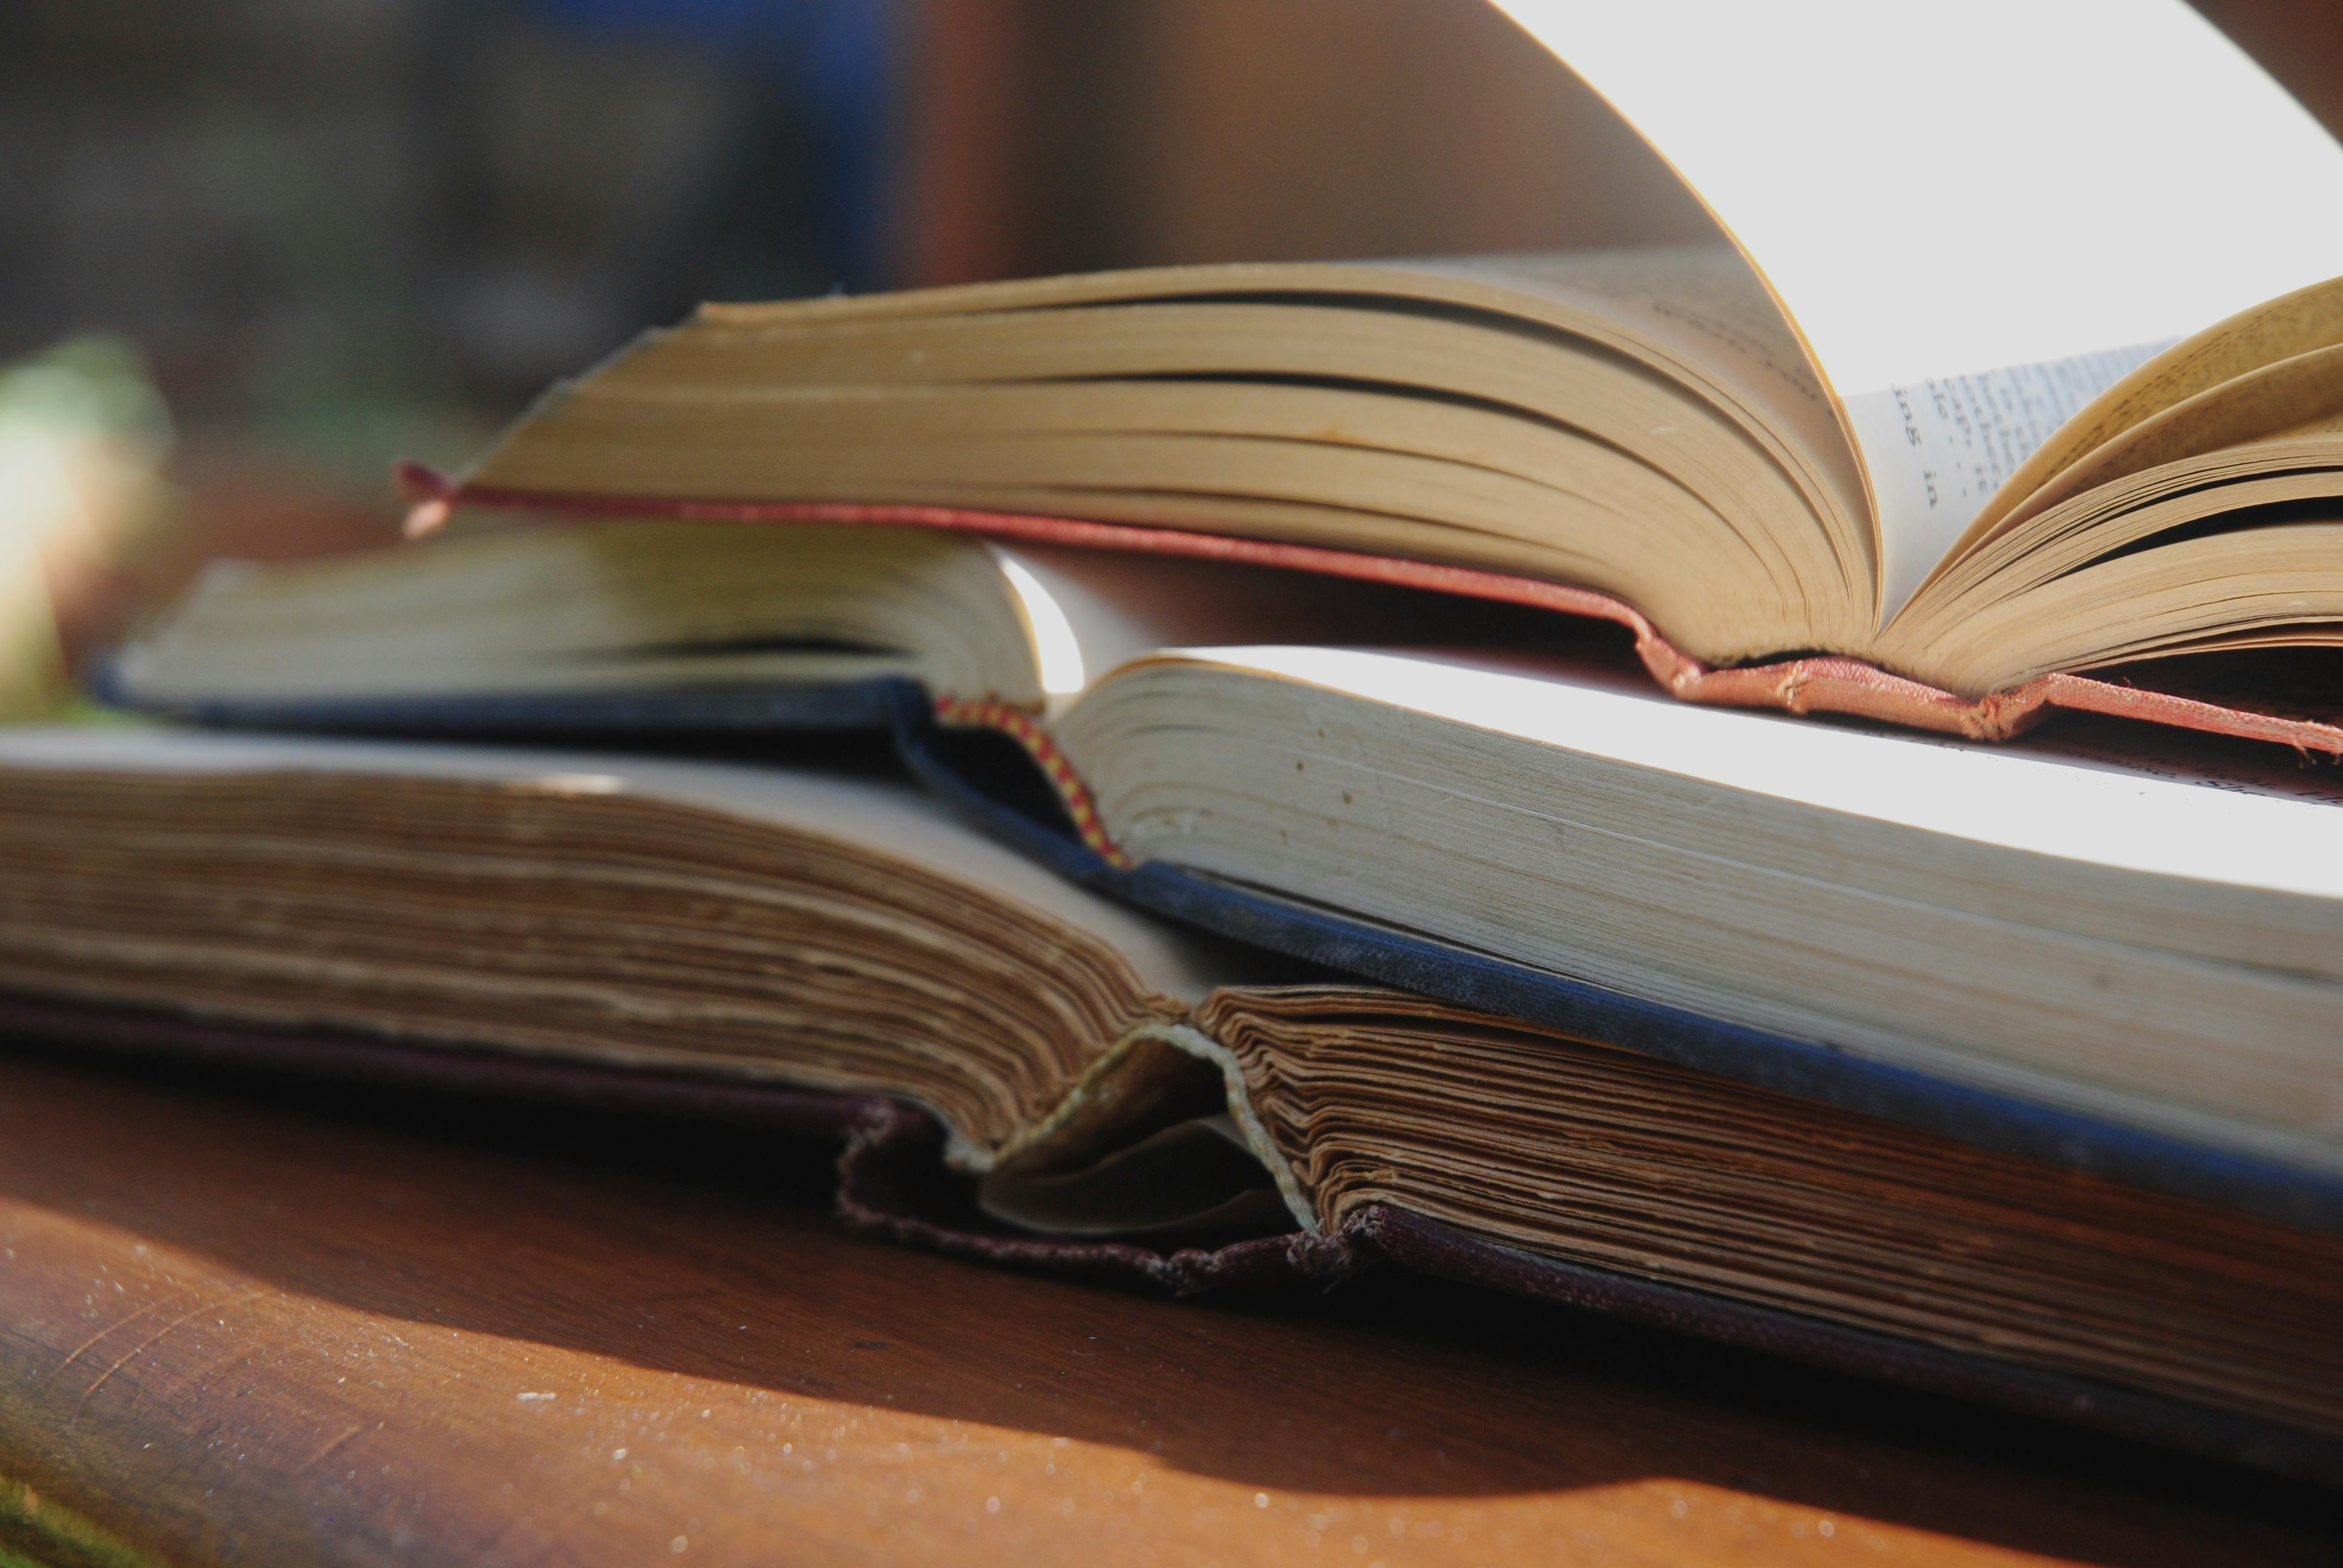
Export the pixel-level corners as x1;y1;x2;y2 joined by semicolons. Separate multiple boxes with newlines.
0;1470;168;1568
0;338;175;720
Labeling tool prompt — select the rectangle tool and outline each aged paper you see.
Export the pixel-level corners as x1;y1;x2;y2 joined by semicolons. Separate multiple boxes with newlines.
1841;342;2172;609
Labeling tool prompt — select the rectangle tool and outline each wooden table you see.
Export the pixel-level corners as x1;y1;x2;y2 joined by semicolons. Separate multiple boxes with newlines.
0;1048;2328;1566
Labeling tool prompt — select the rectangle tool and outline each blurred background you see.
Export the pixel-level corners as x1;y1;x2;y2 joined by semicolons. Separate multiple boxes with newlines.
0;0;2334;710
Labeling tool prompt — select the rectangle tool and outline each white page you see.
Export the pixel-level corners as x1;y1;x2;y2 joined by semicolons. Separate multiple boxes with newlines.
1489;0;2343;614
1173;644;2343;904
993;543;1462;711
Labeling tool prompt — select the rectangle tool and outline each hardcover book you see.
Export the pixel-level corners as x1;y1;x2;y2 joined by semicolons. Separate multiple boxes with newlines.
364;0;2343;756
4;726;2339;1485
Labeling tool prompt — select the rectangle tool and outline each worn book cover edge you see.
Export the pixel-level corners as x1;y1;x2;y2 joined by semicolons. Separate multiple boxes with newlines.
1;991;2332;1488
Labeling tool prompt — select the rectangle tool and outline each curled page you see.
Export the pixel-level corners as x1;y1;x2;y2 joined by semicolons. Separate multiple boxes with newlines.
1491;0;2343;616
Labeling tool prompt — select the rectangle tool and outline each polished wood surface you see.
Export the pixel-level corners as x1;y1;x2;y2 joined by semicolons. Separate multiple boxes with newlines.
0;1049;2329;1566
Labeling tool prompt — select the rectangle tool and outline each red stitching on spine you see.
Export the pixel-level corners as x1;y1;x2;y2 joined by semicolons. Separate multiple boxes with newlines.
932;696;1134;869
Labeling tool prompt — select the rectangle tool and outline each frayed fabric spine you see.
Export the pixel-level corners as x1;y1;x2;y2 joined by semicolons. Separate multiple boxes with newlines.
930;694;1133;867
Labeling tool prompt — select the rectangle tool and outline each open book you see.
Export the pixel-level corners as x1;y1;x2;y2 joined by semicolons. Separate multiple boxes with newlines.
6;725;2341;1480
379;0;2343;756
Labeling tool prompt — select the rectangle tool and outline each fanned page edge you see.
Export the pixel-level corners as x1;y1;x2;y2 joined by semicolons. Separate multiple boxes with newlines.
396;462;2343;763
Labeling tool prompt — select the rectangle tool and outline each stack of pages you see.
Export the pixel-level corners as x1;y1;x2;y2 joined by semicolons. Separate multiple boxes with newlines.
13;0;2343;1483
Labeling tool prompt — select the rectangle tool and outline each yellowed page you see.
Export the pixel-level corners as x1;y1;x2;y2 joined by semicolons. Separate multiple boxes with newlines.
1490;0;2343;619
1919;274;2343;581
0;725;1242;1003
1418;246;1871;573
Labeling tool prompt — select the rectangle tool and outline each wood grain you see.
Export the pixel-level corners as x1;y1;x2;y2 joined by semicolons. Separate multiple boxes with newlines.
0;1048;2328;1567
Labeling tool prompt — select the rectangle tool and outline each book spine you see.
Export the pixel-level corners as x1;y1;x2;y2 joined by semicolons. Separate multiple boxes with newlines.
930;694;1131;867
